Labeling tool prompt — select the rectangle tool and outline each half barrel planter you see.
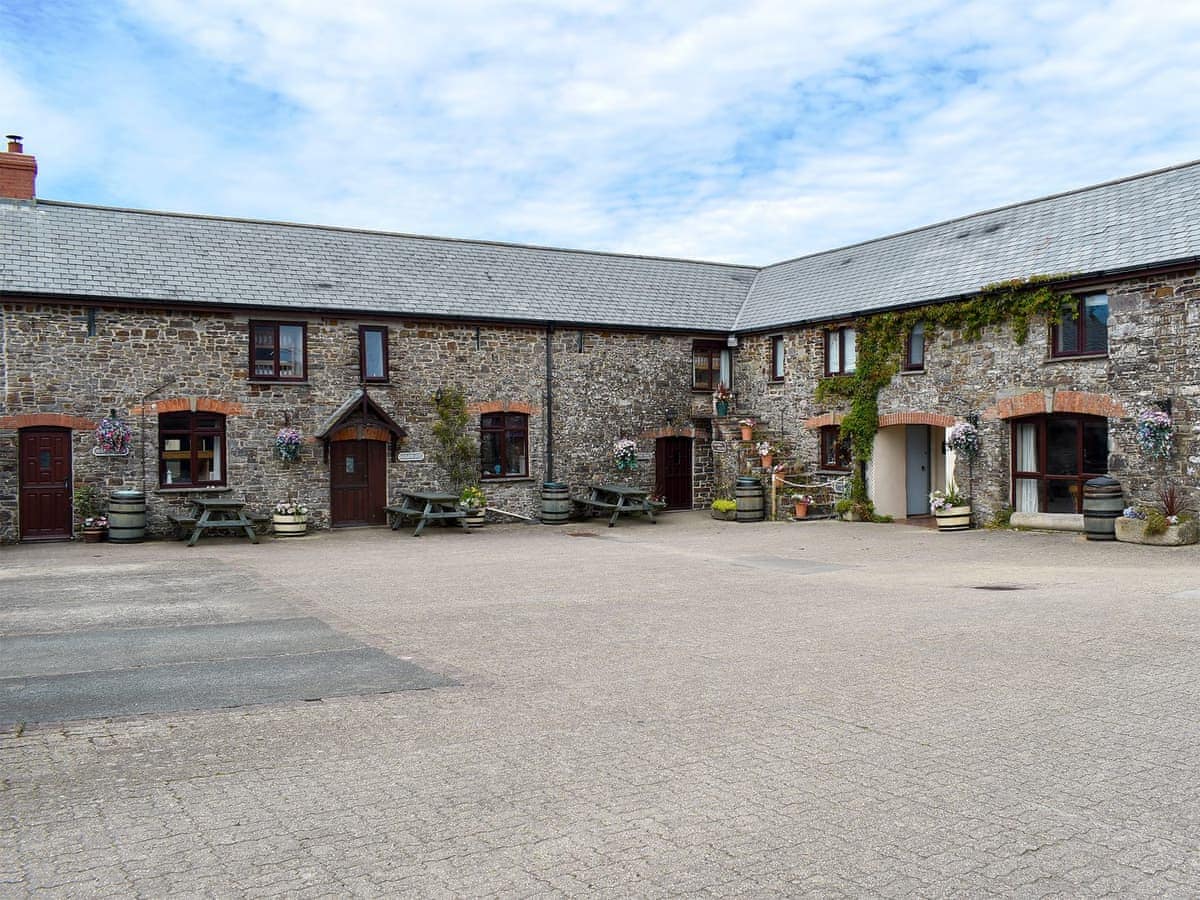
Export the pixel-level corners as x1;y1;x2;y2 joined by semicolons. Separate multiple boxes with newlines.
935;505;972;531
273;514;308;537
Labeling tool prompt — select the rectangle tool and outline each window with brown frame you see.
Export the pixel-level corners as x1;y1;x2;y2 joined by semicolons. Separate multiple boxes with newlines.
359;325;388;382
1050;293;1108;358
824;326;857;375
692;341;731;392
770;335;785;381
819;425;852;471
250;321;307;381
159;412;226;487
1011;413;1108;514
481;412;528;479
903;322;925;371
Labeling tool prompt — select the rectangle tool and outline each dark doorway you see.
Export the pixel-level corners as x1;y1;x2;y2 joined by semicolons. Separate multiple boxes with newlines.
655;436;693;510
330;440;388;526
19;427;73;541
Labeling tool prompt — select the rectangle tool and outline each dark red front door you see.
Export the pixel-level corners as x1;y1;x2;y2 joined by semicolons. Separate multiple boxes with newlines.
655;437;693;510
19;427;73;541
330;440;388;526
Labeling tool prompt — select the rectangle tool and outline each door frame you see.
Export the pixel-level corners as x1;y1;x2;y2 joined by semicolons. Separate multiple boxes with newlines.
654;435;693;510
18;426;74;542
905;424;931;517
329;437;389;527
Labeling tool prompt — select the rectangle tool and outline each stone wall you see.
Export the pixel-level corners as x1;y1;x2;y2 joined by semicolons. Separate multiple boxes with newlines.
0;300;716;541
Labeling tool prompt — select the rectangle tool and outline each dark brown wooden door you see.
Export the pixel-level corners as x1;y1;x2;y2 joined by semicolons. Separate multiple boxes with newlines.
19;427;73;541
655;437;692;510
330;439;388;526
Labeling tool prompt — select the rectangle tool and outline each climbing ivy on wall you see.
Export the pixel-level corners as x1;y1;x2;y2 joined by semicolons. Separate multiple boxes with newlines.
814;274;1071;503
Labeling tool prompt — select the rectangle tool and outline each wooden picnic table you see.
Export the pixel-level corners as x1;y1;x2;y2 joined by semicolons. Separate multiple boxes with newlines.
180;497;259;547
385;490;469;537
576;484;663;527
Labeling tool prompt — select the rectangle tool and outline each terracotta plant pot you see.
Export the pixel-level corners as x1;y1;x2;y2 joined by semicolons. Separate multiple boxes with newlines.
794;500;809;519
740;426;753;441
760;453;773;469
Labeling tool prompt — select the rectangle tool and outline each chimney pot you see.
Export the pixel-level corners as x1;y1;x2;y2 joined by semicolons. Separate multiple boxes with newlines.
0;134;36;199
5;135;23;153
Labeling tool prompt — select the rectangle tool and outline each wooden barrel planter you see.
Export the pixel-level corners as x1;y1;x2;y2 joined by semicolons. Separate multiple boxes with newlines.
735;477;764;522
1083;476;1123;542
108;490;146;543
463;508;486;529
272;514;308;537
935;505;972;531
541;482;571;525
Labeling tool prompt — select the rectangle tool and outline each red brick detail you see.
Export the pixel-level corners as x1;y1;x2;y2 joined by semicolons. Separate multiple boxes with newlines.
130;397;244;416
876;412;957;429
0;413;95;431
470;401;536;416
195;398;245;416
1052;391;1127;418
0;152;37;200
984;392;1047;421
640;426;696;440
803;413;844;430
330;425;391;443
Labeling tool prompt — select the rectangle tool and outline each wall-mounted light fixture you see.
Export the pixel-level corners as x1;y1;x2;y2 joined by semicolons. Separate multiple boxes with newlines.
726;334;739;348
664;408;677;425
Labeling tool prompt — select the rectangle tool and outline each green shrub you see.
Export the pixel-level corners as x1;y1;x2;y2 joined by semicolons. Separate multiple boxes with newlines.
711;498;736;513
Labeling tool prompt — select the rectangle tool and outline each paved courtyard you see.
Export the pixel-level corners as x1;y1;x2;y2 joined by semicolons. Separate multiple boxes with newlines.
1;514;1199;897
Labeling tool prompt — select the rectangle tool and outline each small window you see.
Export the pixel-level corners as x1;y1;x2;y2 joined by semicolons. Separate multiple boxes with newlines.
1052;293;1108;357
819;425;852;471
159;412;226;486
825;327;856;375
693;341;731;392
251;321;307;381
770;335;785;381
904;322;925;371
359;326;388;382
481;412;528;479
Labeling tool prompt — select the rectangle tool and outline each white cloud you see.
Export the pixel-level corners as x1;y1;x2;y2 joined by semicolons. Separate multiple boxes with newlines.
4;0;1200;263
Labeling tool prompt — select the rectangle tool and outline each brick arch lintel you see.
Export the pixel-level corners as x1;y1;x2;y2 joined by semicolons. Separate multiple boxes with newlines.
983;390;1126;421
0;413;96;431
469;401;537;416
877;412;957;430
129;397;246;417
803;413;844;430
639;426;696;441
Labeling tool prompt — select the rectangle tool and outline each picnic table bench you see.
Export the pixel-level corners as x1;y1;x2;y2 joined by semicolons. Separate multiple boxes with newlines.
385;490;469;537
174;497;260;546
575;484;665;527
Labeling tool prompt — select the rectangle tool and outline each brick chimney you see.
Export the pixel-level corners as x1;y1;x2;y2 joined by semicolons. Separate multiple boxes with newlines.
0;135;37;200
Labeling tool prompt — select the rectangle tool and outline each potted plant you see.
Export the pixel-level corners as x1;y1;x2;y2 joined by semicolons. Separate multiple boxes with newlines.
459;484;487;528
710;498;737;521
713;385;733;416
756;440;775;469
930;482;971;531
1115;483;1197;545
1134;408;1173;460
73;485;108;541
272;500;309;536
791;493;815;519
613;438;638;472
738;418;756;441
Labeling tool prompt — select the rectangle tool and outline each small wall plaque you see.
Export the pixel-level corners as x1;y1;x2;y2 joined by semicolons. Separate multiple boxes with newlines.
396;451;425;462
635;452;653;461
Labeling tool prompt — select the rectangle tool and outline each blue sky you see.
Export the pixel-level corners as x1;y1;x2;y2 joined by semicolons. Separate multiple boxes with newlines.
3;0;1200;264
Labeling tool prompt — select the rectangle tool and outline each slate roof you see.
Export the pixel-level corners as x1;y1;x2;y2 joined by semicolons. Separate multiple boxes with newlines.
0;201;756;332
3;159;1199;333
736;159;1200;332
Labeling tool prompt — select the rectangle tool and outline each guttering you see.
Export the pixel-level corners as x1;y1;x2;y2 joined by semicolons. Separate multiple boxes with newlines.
544;323;554;483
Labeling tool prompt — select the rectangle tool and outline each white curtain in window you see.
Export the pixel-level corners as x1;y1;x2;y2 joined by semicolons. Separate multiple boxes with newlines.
719;348;731;389
1014;423;1039;512
844;328;857;371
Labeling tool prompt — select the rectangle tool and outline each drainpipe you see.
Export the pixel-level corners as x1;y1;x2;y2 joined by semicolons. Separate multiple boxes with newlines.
545;323;554;482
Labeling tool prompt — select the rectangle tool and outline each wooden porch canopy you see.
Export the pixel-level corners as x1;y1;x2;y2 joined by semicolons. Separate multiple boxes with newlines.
315;389;407;462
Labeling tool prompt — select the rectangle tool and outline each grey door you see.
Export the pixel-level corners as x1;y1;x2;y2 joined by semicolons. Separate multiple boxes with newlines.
905;425;931;516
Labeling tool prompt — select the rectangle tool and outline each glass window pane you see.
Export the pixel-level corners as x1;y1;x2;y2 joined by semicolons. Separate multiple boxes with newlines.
772;337;784;379
1046;418;1079;475
843;329;857;372
1057;305;1079;353
827;333;840;372
1046;479;1079;513
363;330;384;379
1015;477;1040;513
718;349;731;389
1083;294;1108;353
505;432;527;475
1082;420;1108;473
908;323;924;367
1015;423;1038;472
278;325;304;378
482;414;503;429
253;326;276;376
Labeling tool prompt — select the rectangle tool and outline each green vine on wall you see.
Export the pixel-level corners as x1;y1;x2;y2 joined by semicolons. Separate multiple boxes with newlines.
814;274;1072;502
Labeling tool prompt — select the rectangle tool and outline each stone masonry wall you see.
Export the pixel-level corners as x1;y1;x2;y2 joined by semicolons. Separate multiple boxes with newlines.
0;300;714;542
732;269;1200;523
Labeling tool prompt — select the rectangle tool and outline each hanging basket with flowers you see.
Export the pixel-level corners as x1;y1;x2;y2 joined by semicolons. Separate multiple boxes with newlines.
613;438;638;471
945;420;981;461
276;427;303;462
1135;409;1172;459
93;416;132;456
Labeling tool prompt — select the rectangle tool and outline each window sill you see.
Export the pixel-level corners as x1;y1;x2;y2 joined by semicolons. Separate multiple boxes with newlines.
481;476;535;484
816;468;851;476
154;486;232;494
248;379;310;385
899;367;925;376
1044;353;1108;364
